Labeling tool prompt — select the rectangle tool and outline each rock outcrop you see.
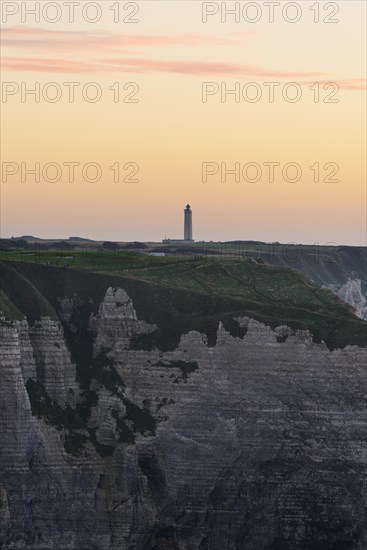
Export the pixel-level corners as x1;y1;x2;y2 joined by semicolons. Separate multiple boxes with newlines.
325;278;367;320
0;286;366;549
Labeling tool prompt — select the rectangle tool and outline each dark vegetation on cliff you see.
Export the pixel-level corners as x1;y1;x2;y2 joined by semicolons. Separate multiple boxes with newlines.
0;255;366;350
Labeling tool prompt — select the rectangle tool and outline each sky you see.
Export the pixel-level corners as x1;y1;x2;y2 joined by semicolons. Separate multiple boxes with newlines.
1;0;366;245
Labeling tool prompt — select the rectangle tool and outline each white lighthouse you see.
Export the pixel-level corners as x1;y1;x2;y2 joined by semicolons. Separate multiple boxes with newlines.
184;204;193;241
162;204;195;243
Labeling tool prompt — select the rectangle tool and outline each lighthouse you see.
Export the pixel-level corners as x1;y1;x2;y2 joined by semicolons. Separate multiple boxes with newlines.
162;205;195;243
184;204;193;241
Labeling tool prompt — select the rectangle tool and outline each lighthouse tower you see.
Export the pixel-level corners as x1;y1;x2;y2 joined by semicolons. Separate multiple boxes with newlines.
184;204;193;241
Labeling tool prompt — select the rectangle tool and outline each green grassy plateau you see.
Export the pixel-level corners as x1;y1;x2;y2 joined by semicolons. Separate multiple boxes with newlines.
1;250;366;350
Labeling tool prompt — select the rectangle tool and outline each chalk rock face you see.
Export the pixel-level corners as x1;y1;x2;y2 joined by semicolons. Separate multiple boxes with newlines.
28;317;78;407
89;286;157;355
325;278;367;320
0;287;366;549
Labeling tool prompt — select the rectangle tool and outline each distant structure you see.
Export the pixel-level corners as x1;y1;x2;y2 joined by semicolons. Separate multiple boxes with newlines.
184;204;193;241
162;204;195;243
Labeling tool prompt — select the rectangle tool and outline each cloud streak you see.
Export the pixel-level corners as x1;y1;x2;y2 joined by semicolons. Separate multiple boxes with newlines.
1;27;365;90
1;57;101;74
104;57;327;79
1;26;244;51
1;55;328;79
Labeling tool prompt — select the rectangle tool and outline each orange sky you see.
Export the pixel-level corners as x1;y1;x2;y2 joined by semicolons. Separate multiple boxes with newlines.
1;1;366;244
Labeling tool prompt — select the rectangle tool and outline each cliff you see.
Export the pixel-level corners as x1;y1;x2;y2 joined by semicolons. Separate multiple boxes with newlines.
238;244;367;320
324;278;367;320
0;260;366;549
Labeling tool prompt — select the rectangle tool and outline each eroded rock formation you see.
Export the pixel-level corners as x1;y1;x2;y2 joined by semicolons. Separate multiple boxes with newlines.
325;279;367;320
0;287;366;549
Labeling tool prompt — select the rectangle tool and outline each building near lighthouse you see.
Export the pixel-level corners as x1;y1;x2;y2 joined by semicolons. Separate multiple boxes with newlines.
162;204;195;243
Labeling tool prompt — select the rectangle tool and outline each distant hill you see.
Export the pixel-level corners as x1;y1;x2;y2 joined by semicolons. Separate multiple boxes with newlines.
68;237;95;242
9;236;96;243
14;236;43;241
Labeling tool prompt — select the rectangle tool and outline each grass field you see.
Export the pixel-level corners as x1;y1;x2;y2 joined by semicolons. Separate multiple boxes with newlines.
0;248;186;272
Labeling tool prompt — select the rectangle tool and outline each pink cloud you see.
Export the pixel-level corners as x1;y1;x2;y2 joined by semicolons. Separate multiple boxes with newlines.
296;79;367;91
1;57;102;74
105;57;327;79
1;55;327;79
1;26;243;52
329;79;367;91
1;27;365;90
